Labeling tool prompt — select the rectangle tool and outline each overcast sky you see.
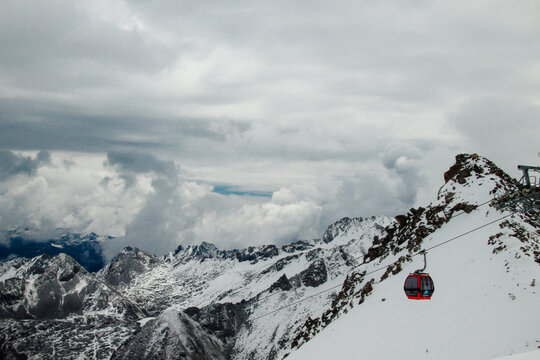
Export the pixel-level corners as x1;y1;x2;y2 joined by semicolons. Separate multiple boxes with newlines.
1;0;539;258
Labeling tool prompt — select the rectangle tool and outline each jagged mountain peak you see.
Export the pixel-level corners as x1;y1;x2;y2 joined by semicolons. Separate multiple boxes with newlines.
168;241;283;264
112;309;229;360
322;216;392;244
0;252;86;285
365;154;514;265
100;246;161;288
439;153;518;201
27;252;84;279
168;242;222;262
443;153;513;184
186;241;220;258
111;246;157;263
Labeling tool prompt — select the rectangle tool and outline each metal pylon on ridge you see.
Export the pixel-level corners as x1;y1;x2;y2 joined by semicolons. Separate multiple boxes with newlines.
491;164;540;213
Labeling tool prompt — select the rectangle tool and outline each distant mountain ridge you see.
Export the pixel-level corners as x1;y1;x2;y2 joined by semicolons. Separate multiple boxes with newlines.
0;230;108;272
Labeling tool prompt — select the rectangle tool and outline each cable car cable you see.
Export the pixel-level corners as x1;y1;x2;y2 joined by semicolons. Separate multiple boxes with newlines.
251;198;498;314
421;213;512;253
250;212;514;321
346;198;495;265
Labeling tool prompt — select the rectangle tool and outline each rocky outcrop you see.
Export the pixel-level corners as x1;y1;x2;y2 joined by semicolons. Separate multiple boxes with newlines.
100;247;161;288
297;259;328;288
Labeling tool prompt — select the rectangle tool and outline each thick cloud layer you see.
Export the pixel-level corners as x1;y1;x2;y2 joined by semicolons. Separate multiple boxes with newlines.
0;150;50;180
1;1;538;257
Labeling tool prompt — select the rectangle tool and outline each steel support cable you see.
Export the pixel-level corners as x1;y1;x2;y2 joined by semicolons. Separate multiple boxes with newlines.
346;198;495;265
250;212;513;322
253;199;494;306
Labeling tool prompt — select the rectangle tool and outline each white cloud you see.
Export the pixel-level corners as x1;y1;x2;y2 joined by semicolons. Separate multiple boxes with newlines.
0;152;151;238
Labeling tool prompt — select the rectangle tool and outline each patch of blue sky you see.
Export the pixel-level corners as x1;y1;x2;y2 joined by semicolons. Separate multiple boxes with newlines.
212;185;272;198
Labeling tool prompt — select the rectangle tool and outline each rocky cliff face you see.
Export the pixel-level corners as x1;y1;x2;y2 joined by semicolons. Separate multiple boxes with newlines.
100;246;162;288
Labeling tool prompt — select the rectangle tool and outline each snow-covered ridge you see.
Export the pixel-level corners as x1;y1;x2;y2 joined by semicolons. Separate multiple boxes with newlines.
165;216;391;265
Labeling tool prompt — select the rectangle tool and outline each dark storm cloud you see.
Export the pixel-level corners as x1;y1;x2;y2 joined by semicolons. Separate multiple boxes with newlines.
0;150;51;180
0;98;249;156
106;150;178;178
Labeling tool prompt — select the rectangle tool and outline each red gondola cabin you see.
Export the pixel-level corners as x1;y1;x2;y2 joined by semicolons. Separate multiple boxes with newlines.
404;273;434;300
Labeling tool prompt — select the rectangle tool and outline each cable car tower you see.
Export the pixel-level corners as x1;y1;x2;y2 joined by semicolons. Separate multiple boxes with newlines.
491;160;540;213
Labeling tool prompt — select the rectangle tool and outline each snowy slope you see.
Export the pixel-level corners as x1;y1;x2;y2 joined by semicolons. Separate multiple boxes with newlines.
494;350;540;360
288;154;540;360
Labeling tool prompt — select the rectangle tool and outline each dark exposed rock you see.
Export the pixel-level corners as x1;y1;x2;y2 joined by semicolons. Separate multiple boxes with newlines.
281;240;314;253
395;215;407;228
101;247;161;288
190;242;220;259
305;248;323;262
269;274;293;292
183;302;247;347
234;245;279;263
298;259;327;288
0;333;28;360
443;153;518;189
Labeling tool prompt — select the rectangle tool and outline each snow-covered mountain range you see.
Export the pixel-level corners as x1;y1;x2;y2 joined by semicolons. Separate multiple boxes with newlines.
0;153;538;359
